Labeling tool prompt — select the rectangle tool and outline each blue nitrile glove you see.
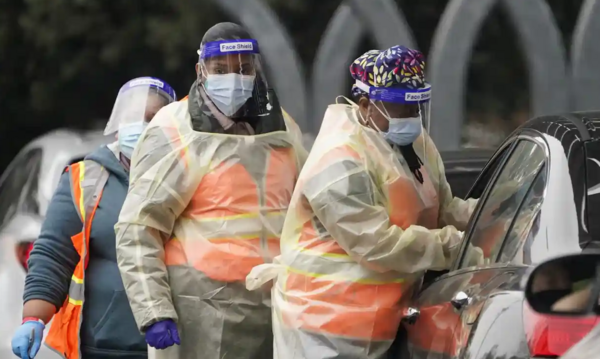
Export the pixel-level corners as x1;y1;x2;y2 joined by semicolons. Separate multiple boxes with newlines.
11;320;45;359
145;319;181;349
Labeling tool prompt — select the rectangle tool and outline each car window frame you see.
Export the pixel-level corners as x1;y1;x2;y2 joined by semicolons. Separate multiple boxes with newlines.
465;140;518;200
495;163;547;264
450;139;518;271
453;132;550;270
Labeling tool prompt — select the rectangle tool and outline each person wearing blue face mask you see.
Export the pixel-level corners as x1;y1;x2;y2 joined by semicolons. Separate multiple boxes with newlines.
268;47;482;359
12;76;175;359
106;77;177;164
113;22;306;359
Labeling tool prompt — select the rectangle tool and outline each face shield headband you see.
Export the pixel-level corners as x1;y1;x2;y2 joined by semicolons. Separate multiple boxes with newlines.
368;83;431;105
118;77;177;102
199;39;260;60
105;77;177;136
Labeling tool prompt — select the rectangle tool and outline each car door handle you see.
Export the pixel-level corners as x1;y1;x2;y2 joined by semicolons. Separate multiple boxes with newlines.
401;307;420;325
451;291;472;310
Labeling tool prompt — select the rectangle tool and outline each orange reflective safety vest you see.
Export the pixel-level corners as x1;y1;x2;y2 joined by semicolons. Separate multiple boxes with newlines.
45;160;109;359
164;148;298;282
163;98;299;282
282;143;440;341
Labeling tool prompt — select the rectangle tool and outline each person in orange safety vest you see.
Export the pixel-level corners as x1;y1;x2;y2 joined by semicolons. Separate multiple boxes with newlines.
114;23;307;359
11;77;176;359
246;46;484;359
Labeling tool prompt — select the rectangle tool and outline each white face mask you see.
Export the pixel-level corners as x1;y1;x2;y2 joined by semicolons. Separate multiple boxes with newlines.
203;73;255;117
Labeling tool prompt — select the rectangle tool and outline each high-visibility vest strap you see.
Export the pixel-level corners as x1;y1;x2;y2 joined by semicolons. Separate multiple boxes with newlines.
45;160;109;359
67;161;108;224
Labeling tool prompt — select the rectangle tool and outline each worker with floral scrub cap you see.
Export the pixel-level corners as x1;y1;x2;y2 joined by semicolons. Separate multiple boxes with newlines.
114;22;306;359
248;46;482;359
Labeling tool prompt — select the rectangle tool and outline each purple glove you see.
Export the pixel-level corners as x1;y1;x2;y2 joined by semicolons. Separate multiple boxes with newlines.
145;319;181;349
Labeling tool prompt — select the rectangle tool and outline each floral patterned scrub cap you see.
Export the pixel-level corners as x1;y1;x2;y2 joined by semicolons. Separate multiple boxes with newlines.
349;49;381;97
373;45;427;90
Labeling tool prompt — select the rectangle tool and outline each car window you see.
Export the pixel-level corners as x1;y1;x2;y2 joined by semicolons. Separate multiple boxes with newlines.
460;140;546;268
466;143;514;199
497;166;547;264
0;148;43;227
446;171;481;200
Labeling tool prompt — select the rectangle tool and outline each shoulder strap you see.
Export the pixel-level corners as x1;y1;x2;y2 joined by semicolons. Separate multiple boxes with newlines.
65;160;109;223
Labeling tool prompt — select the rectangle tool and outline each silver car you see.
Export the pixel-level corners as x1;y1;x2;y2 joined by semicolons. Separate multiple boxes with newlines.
0;129;110;358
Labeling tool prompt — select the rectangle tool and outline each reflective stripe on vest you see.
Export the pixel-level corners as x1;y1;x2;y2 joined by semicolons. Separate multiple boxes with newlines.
44;160;109;359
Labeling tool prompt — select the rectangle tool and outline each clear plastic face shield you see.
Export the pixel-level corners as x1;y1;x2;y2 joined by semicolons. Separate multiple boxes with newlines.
366;82;432;147
104;77;177;135
197;39;272;118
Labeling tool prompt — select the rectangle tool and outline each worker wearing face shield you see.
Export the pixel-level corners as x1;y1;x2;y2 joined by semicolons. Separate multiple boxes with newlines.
264;46;479;359
114;23;306;359
11;77;175;359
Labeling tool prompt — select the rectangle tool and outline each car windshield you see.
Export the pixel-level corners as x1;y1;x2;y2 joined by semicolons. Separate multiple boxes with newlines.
0;148;43;227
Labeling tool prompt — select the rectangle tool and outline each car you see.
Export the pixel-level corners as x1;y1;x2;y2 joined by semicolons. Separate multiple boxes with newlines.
393;111;600;359
0;129;110;359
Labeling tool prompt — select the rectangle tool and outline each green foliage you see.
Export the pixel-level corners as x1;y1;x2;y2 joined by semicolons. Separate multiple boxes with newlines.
0;0;586;173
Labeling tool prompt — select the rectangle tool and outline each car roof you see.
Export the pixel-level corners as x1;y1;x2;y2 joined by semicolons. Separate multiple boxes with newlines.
519;111;600;245
4;129;112;216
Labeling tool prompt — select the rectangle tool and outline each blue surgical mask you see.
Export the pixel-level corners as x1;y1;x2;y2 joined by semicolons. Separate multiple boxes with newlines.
384;117;423;146
204;73;255;117
118;121;148;159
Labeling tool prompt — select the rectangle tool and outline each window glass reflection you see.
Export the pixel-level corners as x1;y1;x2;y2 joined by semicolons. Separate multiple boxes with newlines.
461;140;545;268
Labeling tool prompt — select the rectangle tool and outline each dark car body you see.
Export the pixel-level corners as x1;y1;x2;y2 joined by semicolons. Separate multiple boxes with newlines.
391;112;600;359
392;112;600;359
441;149;494;200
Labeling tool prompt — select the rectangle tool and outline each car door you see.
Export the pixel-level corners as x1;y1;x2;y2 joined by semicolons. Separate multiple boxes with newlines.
398;141;514;359
451;134;549;359
402;135;548;359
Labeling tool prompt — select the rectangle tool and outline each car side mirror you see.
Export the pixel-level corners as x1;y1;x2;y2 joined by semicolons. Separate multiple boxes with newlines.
524;253;600;316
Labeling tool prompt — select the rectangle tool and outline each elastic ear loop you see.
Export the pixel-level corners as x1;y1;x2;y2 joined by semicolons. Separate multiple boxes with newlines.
336;96;375;129
357;104;383;133
368;100;392;134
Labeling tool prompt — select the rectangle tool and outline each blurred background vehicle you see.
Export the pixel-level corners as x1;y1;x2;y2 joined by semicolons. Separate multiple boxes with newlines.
394;112;600;359
0;129;110;359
